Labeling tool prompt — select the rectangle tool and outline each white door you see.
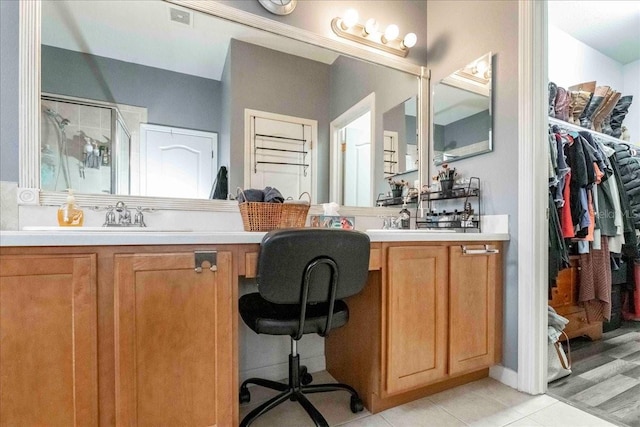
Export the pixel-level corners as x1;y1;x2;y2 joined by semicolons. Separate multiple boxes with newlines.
245;110;316;201
330;93;375;207
341;111;372;206
140;124;217;199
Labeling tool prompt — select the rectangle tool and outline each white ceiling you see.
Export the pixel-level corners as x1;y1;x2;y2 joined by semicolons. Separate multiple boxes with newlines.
548;0;640;65
41;0;339;81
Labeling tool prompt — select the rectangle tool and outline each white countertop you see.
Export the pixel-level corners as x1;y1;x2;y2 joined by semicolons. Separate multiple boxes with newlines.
0;228;509;247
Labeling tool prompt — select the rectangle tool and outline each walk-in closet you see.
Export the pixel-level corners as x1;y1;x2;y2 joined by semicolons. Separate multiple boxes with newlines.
545;2;640;427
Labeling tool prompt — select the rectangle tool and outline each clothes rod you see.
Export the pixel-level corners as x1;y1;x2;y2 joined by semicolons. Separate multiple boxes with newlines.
548;117;627;146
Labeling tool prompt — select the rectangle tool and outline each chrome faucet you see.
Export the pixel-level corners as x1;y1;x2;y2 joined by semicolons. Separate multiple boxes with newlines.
103;201;147;227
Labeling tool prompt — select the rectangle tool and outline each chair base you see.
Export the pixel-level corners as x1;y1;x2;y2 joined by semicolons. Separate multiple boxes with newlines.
239;354;363;427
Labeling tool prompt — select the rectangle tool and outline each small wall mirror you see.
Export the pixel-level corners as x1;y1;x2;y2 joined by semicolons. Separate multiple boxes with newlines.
432;52;492;166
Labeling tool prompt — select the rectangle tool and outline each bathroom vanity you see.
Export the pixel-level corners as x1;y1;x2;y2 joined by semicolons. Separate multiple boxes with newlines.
0;230;506;426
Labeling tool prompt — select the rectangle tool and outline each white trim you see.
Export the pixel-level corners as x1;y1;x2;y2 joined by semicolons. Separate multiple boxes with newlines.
490;365;518;389
329;93;376;206
517;0;548;395
18;0;40;189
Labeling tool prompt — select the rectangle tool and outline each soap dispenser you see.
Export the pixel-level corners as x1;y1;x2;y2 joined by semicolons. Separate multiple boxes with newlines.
399;200;410;230
57;189;84;226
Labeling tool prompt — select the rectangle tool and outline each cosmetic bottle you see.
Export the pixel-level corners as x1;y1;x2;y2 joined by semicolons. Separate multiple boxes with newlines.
399;201;410;229
57;189;84;226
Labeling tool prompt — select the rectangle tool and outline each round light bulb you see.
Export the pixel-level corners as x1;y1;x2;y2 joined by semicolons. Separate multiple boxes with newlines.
475;61;488;76
364;18;378;35
384;24;400;42
402;32;417;48
342;9;359;29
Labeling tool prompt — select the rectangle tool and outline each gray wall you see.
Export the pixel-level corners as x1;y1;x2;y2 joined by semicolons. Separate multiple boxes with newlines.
330;55;417;199
42;46;222;133
435;110;491;152
383;103;408;173
226;39;331;198
0;0;19;182
427;0;520;371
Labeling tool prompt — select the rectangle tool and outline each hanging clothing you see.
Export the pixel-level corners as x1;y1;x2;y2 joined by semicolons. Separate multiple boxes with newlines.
578;236;612;322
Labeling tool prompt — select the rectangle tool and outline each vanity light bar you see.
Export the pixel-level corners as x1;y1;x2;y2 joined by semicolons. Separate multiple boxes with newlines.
331;15;416;58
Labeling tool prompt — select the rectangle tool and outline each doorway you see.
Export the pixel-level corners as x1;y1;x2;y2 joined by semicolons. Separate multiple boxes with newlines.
330;93;375;207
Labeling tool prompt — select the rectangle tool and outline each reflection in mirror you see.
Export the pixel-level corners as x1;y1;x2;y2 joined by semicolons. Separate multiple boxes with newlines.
383;96;418;179
40;0;420;207
432;52;492;166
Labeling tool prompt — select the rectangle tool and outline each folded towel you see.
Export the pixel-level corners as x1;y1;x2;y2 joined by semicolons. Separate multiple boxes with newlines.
237;188;264;203
263;186;284;203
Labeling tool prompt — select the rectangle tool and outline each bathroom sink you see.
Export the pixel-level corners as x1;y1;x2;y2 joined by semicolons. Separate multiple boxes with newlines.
22;226;193;232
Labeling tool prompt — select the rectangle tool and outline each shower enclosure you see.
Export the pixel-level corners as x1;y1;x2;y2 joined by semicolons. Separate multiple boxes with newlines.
41;95;131;195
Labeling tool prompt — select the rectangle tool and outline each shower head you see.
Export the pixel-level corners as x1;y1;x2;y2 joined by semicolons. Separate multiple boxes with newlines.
43;107;71;130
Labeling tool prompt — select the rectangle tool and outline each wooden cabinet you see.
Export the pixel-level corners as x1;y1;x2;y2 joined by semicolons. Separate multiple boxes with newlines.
326;241;503;413
549;257;602;341
385;246;448;394
449;245;502;375
0;254;98;426
114;251;235;427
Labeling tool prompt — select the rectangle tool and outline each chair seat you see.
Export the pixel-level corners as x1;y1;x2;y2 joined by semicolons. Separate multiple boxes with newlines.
239;293;349;337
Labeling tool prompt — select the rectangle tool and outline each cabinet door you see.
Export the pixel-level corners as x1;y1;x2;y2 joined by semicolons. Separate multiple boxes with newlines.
385;246;448;394
0;254;98;426
449;245;501;375
114;251;234;427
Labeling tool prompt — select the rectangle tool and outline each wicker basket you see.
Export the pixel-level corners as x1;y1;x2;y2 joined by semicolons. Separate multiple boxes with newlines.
279;192;311;228
238;190;310;232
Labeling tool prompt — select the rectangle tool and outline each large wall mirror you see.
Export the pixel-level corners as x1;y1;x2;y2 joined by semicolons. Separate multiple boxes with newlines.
21;0;426;210
432;52;492;166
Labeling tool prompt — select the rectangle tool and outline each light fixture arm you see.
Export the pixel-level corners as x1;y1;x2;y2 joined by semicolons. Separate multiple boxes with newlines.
331;17;411;58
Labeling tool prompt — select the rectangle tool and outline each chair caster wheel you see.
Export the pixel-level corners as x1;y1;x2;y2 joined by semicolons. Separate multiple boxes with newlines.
300;366;313;385
239;386;251;404
350;396;364;413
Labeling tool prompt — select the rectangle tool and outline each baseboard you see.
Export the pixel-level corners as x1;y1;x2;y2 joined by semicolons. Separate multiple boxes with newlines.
239;354;326;384
489;365;519;390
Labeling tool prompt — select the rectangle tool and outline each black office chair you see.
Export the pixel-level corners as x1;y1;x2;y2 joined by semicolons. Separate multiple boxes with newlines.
238;228;370;427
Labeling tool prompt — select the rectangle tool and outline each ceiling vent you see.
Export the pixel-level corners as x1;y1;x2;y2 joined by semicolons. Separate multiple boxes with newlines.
169;7;192;27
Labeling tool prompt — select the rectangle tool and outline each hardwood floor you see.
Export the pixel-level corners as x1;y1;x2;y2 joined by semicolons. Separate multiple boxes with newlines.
548;321;640;427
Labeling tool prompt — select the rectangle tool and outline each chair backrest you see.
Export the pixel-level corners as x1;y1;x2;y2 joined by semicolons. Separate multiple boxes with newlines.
257;228;370;305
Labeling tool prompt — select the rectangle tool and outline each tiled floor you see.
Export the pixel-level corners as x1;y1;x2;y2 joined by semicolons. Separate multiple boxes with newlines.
547;321;640;427
240;372;619;426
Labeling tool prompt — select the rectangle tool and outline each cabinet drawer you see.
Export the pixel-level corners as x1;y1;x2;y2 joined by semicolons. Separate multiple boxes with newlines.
243;247;381;278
